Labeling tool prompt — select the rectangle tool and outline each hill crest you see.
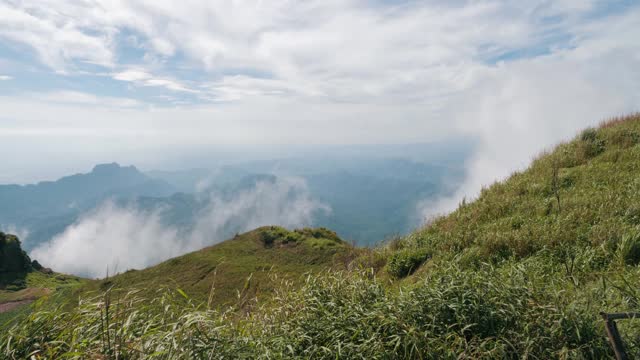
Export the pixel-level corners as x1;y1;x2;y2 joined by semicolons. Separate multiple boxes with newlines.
87;226;352;307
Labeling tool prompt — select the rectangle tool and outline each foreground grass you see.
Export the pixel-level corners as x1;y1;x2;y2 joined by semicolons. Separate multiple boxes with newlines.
3;256;639;359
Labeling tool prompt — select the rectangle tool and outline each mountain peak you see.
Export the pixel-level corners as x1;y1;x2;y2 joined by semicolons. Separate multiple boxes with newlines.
91;163;138;175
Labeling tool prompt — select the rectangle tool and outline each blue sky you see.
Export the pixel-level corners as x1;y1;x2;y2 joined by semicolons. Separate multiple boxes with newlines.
1;0;636;106
0;0;639;185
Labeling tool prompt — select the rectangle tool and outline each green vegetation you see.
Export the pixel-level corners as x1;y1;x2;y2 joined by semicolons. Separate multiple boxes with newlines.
0;232;34;290
2;114;640;358
386;247;431;278
0;272;81;304
262;226;345;249
1;232;82;293
402;115;640;265
80;226;351;308
0;233;84;327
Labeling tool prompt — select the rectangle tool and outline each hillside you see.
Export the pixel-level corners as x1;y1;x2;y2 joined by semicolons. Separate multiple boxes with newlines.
84;226;352;307
400;114;640;268
0;232;82;324
2;114;640;358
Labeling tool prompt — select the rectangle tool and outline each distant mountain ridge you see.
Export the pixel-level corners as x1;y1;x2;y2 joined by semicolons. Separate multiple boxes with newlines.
145;157;465;245
0;162;175;217
0;163;176;250
1;151;467;253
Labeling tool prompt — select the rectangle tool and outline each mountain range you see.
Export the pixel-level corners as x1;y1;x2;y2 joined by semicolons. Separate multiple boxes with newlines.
0;163;176;250
1;148;468;252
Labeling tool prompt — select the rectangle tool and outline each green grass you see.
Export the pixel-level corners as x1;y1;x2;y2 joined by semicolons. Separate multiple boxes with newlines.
0;268;84;302
80;226;352;308
0;271;85;328
397;113;640;270
2;114;640;358
0;301;33;328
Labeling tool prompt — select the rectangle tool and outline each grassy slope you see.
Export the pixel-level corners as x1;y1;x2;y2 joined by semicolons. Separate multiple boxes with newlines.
0;271;84;326
82;227;352;307
400;114;640;272
1;232;84;322
0;271;82;302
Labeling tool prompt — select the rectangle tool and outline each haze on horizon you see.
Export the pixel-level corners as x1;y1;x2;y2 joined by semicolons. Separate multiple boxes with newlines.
1;0;640;199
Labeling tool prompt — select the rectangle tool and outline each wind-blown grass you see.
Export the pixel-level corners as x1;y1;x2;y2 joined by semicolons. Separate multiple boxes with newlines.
3;257;640;359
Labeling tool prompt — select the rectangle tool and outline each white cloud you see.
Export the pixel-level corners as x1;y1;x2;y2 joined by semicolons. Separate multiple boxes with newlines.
191;176;329;244
112;69;197;93
0;94;454;145
30;202;179;278
0;0;639;205
0;2;114;71
1;0;630;102
0;75;11;80
30;90;141;108
418;12;640;218
113;69;152;82
30;177;329;278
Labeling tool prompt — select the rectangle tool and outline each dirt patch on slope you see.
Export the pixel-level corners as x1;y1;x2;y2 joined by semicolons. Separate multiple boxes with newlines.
0;299;34;313
0;287;52;313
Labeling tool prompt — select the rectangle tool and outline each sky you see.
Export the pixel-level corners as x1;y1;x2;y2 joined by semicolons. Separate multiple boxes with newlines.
1;0;640;185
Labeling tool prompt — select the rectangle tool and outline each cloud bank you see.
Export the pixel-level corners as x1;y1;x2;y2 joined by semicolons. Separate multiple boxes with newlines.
418;40;640;219
1;1;639;185
31;177;328;278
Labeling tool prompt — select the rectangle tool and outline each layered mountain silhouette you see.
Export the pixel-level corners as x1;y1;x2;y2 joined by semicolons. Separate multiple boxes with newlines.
0;163;176;249
1;153;467;251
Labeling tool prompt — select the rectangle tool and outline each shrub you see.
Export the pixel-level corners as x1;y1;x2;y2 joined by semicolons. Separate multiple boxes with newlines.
560;173;575;188
618;230;640;266
0;233;33;274
576;128;606;161
386;248;431;278
625;205;640;225
262;227;288;247
609;129;640;148
31;260;43;271
281;232;301;244
295;228;341;243
5;278;27;291
577;139;605;160
510;215;525;230
262;227;344;248
580;128;598;142
385;235;405;251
